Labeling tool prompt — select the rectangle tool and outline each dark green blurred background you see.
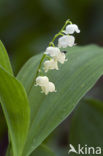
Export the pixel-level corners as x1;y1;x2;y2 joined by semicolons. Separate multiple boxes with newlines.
0;0;103;155
0;0;103;74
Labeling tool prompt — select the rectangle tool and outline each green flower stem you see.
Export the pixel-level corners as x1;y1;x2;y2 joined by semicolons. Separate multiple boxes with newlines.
28;54;46;94
51;33;63;43
28;19;72;94
50;19;72;44
49;42;55;47
35;54;46;78
60;19;72;32
34;19;72;79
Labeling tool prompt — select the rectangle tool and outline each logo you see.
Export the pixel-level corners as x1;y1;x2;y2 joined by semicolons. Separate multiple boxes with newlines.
68;144;102;155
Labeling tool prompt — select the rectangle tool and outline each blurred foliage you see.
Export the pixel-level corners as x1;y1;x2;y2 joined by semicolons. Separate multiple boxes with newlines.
45;99;103;156
0;0;103;73
70;99;103;156
30;144;56;156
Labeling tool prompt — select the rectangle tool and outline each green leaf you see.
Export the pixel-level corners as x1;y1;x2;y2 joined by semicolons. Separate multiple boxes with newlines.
17;54;42;93
70;99;103;146
6;144;56;156
0;41;13;74
0;66;30;156
69;99;103;156
30;144;56;156
17;45;103;156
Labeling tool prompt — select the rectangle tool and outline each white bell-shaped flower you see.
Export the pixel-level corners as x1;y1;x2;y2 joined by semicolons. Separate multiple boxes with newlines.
41;85;49;95
55;52;67;64
41;81;56;95
45;46;60;57
65;24;80;34
44;59;58;72
36;76;56;95
36;76;49;86
48;82;56;93
58;35;75;48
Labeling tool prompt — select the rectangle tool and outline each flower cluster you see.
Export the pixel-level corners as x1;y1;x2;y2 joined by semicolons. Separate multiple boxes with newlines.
35;20;80;95
36;76;56;95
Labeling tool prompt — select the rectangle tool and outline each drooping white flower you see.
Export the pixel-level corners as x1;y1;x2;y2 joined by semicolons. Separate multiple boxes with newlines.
55;52;67;64
58;35;75;48
48;82;56;93
64;24;80;34
44;59;58;72
36;76;56;95
45;46;60;57
41;85;49;95
36;76;49;86
41;82;56;95
44;46;67;64
42;81;56;94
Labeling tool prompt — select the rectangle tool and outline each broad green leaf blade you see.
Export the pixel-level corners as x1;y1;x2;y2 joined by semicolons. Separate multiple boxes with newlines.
0;41;13;74
0;41;14;155
69;99;103;156
17;45;103;156
30;144;56;156
0;66;30;156
6;144;56;156
17;54;42;93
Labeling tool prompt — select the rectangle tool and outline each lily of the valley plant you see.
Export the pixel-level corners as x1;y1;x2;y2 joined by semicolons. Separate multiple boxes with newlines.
1;18;103;156
35;20;80;95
